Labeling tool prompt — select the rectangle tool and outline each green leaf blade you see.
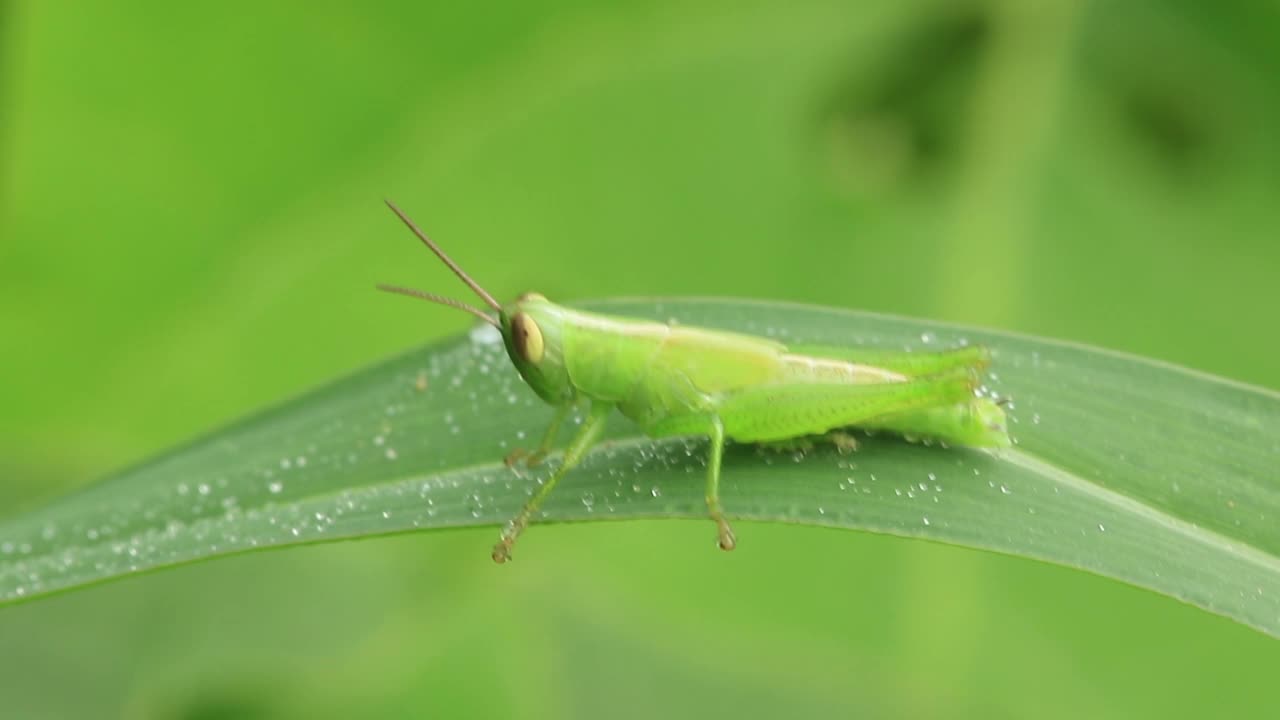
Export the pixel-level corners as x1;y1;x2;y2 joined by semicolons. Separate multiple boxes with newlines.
2;299;1278;637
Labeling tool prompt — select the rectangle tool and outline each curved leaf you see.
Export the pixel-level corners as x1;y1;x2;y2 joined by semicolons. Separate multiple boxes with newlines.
1;299;1277;637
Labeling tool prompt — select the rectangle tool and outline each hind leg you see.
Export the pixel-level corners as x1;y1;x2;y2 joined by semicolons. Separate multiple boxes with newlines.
756;429;860;455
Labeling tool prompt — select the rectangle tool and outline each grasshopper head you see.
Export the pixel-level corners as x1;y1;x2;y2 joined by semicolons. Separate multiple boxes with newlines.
377;201;573;407
499;292;574;405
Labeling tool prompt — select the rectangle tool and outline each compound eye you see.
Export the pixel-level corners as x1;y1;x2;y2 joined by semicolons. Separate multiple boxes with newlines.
511;312;544;365
518;292;546;303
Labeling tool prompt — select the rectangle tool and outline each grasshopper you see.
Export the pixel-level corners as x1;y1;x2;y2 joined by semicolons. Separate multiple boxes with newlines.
378;201;1010;562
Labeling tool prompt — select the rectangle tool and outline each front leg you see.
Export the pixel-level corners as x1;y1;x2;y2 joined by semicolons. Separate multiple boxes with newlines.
493;401;612;563
504;402;571;468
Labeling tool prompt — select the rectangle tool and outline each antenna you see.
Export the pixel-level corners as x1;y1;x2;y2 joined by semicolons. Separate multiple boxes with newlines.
375;284;499;327
384;200;502;312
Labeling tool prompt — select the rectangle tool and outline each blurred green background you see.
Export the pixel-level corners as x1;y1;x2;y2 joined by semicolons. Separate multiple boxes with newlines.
3;1;1279;718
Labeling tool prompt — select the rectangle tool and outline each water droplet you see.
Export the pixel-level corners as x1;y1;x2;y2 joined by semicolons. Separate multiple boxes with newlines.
922;516;931;526
469;323;503;345
268;481;284;494
385;447;398;460
999;485;1011;495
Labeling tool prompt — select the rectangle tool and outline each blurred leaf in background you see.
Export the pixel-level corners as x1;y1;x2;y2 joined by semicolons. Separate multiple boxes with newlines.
1;1;1278;718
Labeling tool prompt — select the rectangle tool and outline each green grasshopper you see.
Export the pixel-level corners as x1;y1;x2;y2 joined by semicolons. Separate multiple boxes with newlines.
378;201;1011;562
